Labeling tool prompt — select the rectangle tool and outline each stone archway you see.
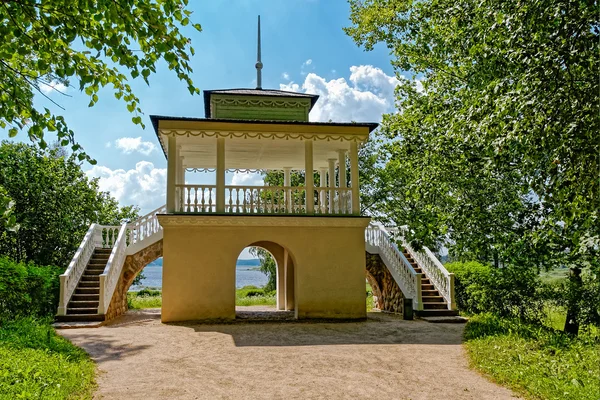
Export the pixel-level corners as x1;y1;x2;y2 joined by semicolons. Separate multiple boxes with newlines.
365;252;405;316
246;241;296;312
105;239;163;320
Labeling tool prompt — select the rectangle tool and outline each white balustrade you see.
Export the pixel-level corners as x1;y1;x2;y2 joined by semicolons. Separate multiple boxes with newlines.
402;240;455;310
98;224;128;315
128;205;166;246
365;223;423;310
175;184;217;213
57;224;121;316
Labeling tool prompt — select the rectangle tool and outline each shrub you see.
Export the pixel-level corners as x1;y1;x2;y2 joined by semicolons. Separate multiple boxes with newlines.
0;256;62;320
446;261;544;321
135;288;161;297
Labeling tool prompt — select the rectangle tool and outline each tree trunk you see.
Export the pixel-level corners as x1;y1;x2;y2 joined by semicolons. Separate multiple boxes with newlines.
564;266;582;335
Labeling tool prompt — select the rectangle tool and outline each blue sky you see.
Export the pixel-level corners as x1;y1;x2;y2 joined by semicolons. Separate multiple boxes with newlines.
8;0;401;216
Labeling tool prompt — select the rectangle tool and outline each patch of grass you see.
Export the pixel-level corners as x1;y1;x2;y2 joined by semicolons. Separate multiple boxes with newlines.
366;282;374;312
464;314;600;400
0;318;96;399
236;286;276;306
127;291;162;309
540;267;569;284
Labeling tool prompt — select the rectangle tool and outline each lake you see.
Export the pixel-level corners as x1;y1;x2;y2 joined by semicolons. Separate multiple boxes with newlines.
129;258;268;290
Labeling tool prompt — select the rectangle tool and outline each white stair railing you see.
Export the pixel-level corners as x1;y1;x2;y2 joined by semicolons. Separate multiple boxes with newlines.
402;241;455;310
57;224;97;316
127;205;166;247
98;224;128;315
365;223;423;310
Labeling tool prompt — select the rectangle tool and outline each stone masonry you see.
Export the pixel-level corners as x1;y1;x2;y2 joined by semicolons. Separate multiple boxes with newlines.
365;252;405;317
105;240;163;321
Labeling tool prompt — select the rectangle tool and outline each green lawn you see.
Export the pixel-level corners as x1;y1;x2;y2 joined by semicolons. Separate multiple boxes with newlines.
0;318;96;399
464;314;600;400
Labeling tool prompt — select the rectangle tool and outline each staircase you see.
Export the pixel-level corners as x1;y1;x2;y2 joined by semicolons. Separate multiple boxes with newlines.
365;223;457;317
402;250;457;317
56;205;166;322
56;248;111;322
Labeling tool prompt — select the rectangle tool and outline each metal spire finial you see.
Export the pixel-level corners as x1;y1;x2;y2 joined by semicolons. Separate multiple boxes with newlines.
255;15;263;89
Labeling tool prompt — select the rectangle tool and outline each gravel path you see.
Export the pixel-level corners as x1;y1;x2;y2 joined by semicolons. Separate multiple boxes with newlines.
59;308;518;400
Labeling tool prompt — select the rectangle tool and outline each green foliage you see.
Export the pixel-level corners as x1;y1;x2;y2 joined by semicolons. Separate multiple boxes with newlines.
0;141;138;267
446;262;544;322
0;186;18;233
0;318;95;399
235;286;276;307
248;247;277;292
0;257;62;321
346;0;599;331
464;314;600;400
0;0;201;162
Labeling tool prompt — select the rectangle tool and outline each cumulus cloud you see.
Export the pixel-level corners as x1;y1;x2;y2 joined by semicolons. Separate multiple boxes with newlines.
230;171;264;186
86;161;166;212
40;80;67;94
282;72;290;80
113;137;156;155
280;65;399;122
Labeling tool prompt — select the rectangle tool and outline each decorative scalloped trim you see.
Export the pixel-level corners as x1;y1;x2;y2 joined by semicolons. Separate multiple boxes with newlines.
157;215;371;228
159;130;365;142
212;98;309;109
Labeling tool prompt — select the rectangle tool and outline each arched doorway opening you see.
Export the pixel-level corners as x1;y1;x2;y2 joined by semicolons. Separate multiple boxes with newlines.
235;241;296;319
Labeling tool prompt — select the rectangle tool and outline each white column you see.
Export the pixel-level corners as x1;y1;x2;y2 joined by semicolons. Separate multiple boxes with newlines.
305;140;314;214
283;167;292;213
328;158;336;214
350;141;360;214
166;136;177;213
216;137;225;213
319;168;327;213
338;149;347;213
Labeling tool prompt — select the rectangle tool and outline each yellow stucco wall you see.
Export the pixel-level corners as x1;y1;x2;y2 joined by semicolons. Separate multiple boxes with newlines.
158;215;370;322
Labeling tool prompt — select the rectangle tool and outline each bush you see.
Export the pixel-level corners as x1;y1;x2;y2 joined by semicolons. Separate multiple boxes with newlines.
0;256;62;321
446;261;544;321
135;288;161;297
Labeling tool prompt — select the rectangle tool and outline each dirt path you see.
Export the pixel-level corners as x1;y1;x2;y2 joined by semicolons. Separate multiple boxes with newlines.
59;308;518;400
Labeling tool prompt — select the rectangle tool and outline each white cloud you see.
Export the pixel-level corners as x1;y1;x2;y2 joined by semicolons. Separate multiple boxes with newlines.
113;136;156;155
86;161;166;213
40;81;67;94
230;172;264;186
282;72;290;80
301;59;314;75
280;65;399;122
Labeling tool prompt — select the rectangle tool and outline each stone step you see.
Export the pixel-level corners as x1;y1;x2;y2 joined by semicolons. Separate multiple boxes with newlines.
421;284;434;291
421;289;440;296
416;309;459;317
423;302;448;310
78;281;100;288
89;257;109;263
56;314;105;322
80;275;100;282
71;294;99;301
84;269;104;276
67;307;98;315
422;296;445;302
94;248;113;254
75;288;99;295
69;301;99;308
87;263;107;268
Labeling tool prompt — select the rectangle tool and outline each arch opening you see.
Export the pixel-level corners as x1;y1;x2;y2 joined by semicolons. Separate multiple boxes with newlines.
235;241;296;319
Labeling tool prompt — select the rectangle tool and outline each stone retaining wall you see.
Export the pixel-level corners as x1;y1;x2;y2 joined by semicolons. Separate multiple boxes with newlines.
105;240;163;321
365;252;405;317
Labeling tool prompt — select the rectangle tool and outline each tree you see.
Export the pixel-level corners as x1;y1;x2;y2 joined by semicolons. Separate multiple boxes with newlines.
0;0;201;162
249;247;276;292
0;141;139;267
346;0;599;333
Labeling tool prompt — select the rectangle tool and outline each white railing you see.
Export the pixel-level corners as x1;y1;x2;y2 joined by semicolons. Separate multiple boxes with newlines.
174;184;356;215
57;224;120;315
98;224;128;315
128;204;166;246
365;223;423;310
176;184;216;213
226;186;306;214
403;241;455;310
